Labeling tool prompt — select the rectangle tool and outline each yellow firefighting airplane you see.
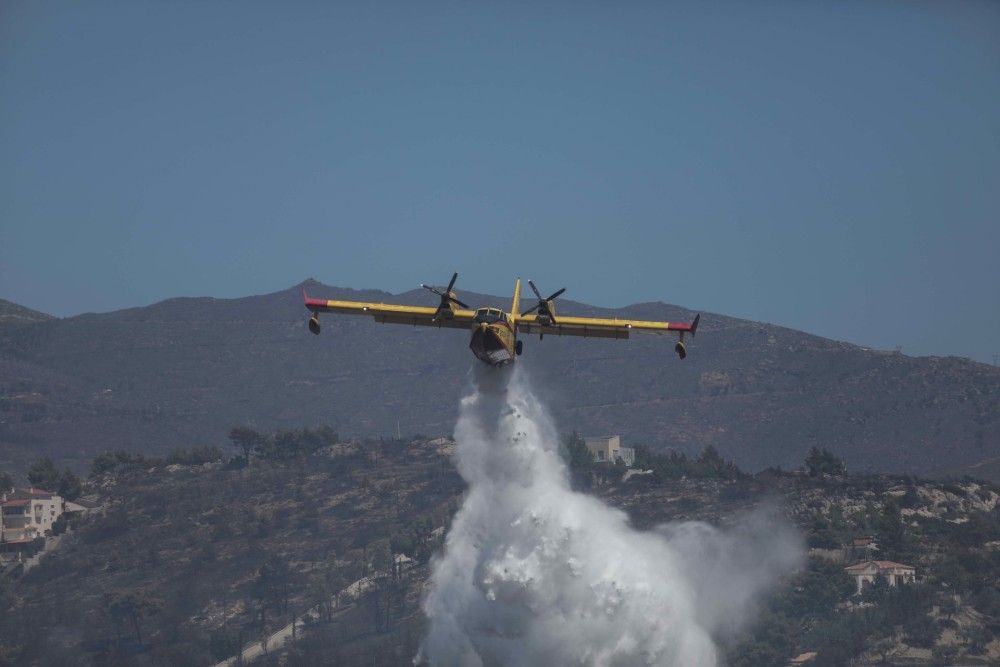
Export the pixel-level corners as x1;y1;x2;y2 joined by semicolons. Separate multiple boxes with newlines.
304;273;700;367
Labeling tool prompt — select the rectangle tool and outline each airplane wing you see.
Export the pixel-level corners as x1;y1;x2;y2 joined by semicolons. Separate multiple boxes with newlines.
303;291;476;331
516;312;700;339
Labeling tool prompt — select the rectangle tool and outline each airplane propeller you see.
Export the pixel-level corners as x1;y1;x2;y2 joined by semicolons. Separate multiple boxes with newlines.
421;272;469;320
520;280;565;325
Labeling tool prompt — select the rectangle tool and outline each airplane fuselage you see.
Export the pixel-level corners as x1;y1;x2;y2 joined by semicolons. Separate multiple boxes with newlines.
468;307;518;366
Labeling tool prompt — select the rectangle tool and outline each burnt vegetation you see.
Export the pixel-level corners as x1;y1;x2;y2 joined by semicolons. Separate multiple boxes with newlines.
0;430;462;666
1;433;998;665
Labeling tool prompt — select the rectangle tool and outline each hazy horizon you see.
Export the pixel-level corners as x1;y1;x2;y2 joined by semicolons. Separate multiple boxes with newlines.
2;2;998;363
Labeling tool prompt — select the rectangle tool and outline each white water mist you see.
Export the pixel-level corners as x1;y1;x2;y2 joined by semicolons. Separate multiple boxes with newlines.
419;368;802;666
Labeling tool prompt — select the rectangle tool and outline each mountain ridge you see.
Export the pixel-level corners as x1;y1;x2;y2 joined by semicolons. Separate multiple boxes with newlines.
0;298;55;325
0;281;997;479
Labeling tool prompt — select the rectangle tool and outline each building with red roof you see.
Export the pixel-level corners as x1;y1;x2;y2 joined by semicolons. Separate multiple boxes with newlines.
1;488;65;544
844;560;916;595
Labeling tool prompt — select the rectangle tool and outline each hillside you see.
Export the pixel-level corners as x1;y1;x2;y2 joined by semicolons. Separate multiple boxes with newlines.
0;281;997;477
0;437;460;666
1;440;998;666
0;299;53;326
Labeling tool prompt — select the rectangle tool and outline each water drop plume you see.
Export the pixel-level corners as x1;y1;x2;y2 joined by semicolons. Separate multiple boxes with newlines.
419;367;802;666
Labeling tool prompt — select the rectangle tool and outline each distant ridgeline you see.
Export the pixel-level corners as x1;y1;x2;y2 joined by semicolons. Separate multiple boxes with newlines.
0;282;997;479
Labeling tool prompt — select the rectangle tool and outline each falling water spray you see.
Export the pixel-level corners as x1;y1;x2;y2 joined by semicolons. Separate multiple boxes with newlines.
419;367;802;666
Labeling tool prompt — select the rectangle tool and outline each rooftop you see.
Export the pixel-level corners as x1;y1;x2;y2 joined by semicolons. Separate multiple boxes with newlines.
844;560;915;572
7;488;55;500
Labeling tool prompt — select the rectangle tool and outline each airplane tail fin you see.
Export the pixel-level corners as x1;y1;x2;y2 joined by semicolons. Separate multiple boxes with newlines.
511;278;522;323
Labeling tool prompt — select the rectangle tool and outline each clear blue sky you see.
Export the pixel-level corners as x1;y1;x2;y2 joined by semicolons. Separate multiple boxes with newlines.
1;2;998;363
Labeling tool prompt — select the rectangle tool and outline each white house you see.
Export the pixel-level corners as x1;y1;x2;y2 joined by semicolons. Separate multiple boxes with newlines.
584;436;635;466
844;560;916;595
1;488;64;543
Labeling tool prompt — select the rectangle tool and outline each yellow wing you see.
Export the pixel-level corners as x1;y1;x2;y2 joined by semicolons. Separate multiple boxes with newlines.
516;313;699;339
304;293;476;331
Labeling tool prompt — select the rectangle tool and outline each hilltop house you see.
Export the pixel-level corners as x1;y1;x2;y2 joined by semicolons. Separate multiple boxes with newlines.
584;435;635;466
850;535;877;550
844;560;916;595
846;535;878;561
1;488;65;544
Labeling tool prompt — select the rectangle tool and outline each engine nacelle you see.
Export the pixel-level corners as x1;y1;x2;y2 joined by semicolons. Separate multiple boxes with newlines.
536;301;556;326
674;340;687;360
308;314;321;335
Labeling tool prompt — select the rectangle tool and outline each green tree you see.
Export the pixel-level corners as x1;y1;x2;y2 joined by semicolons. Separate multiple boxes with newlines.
961;623;991;654
664;450;692;478
252;557;292;625
861;575;891;605
937;594;958;623
166;446;223;465
696;446;728;478
903;612;939;649
729;640;787;667
692;445;743;479
809;613;869;666
805;447;846;477
308;574;335;623
27;457;60;491
874;500;910;561
775;556;855;617
365;541;399;634
0;470;13;492
249;427;339;462
727;609;797;667
370;540;392;575
229;426;265;465
391;515;435;563
807;514;843;549
90;451;119;476
89;450;156;477
57;468;82;500
562;431;591;470
931;644;959;665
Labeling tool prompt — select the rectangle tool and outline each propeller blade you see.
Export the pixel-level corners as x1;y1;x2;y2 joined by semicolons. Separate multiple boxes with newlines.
446;272;458;293
545;287;566;301
421;284;445;297
450;297;470;309
520;303;540;315
528;280;543;300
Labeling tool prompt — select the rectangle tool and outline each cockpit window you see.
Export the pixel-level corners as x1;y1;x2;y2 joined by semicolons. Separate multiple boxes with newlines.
474;308;507;324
